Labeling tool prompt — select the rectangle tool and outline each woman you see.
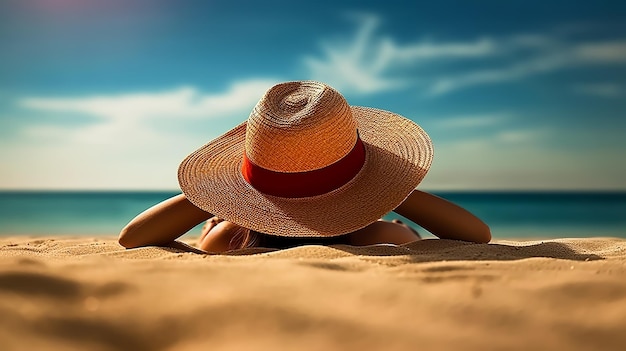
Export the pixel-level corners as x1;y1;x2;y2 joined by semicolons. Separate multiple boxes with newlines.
119;81;491;253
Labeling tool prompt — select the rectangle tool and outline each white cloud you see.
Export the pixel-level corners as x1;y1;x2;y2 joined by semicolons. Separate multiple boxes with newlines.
19;79;277;144
303;14;400;94
303;13;626;97
427;54;569;96
4;79;278;189
427;40;626;96
303;13;497;95
378;37;495;61
22;87;198;120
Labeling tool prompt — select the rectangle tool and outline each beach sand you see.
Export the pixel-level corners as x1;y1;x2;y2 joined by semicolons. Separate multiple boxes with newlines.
1;236;625;351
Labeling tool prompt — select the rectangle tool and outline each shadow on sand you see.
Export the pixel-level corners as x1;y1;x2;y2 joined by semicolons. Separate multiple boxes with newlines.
166;238;604;262
332;238;604;262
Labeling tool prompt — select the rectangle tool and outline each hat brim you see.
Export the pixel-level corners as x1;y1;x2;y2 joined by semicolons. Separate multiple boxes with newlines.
178;106;433;237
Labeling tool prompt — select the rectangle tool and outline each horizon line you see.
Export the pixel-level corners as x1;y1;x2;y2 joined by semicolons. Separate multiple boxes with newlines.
1;188;625;194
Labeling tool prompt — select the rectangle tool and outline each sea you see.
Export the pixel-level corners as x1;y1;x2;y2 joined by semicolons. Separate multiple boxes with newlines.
0;191;625;239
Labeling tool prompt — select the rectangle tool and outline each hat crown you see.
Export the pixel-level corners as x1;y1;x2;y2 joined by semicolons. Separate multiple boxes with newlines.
245;81;358;172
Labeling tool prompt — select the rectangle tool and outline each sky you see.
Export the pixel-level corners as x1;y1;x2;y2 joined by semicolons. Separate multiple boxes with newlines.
1;0;625;191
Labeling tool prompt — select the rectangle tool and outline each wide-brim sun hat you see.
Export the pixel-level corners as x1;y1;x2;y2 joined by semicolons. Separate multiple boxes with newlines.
178;81;433;237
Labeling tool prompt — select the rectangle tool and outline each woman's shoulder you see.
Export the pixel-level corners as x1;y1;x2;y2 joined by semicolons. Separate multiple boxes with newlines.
346;220;420;246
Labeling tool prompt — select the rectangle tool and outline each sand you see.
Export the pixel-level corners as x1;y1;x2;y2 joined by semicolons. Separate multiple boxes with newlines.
1;236;625;351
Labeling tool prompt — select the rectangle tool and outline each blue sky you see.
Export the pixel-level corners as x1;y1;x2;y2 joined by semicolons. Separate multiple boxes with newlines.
1;0;625;190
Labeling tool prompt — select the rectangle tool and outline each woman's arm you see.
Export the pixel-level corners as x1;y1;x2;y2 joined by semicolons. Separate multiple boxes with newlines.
118;194;213;248
394;190;491;243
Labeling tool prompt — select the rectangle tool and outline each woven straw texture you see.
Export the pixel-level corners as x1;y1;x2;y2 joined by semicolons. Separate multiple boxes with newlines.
178;81;433;237
246;81;357;172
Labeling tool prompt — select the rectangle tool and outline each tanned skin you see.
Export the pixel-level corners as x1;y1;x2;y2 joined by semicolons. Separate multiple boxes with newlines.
119;190;491;253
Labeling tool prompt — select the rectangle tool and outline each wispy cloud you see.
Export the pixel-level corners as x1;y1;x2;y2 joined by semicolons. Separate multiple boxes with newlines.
302;14;401;94
433;113;512;129
444;127;549;148
303;13;626;97
19;79;277;144
302;13;496;95
429;40;626;96
573;82;626;98
427;54;569;95
6;79;277;189
575;41;626;63
494;129;550;143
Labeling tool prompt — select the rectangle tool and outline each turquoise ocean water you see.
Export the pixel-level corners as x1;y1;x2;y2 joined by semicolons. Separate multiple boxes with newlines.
0;191;624;239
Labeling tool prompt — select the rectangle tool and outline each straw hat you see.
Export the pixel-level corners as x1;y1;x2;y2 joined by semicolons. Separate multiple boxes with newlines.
178;81;433;237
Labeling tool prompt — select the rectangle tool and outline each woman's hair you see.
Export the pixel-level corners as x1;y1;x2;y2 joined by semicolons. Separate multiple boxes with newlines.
227;227;254;250
226;219;420;251
229;228;351;250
